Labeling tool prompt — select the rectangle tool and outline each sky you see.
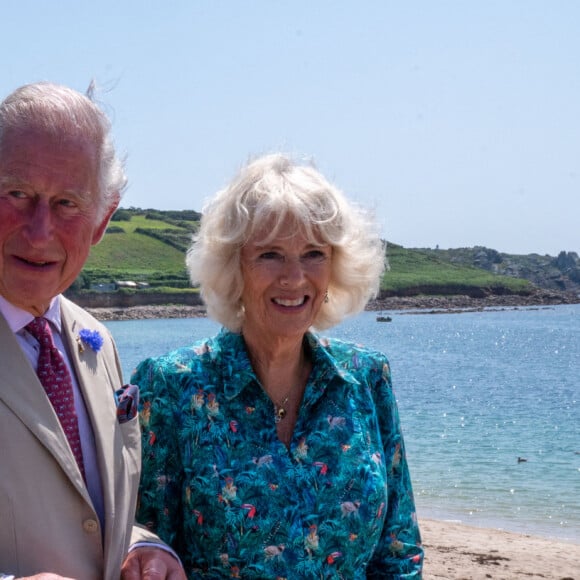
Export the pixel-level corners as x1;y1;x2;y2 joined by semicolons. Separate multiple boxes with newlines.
2;0;579;256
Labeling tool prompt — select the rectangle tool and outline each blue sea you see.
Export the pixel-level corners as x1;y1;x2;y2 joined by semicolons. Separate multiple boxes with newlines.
105;304;580;543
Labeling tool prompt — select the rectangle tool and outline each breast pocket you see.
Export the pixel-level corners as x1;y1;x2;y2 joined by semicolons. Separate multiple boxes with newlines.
119;414;141;476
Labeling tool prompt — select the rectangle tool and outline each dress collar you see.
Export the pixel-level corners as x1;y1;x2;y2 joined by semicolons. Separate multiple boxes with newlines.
218;329;360;402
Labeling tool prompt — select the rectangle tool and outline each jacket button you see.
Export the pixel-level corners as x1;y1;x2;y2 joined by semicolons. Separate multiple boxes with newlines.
83;518;99;533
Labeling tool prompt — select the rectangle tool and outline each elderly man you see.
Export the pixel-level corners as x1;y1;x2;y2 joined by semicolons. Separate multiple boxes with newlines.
0;82;185;579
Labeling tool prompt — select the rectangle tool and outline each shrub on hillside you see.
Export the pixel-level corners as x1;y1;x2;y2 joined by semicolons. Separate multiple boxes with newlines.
111;209;133;221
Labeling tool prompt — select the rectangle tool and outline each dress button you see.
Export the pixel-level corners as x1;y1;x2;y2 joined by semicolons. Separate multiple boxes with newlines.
83;518;99;533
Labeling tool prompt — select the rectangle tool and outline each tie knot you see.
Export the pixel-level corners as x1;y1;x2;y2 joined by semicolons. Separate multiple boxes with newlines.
26;317;53;345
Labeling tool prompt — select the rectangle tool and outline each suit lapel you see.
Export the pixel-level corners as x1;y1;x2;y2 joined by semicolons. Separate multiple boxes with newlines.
0;311;87;494
60;301;119;550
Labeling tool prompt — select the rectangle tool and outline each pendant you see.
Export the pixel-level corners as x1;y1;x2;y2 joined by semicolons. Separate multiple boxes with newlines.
275;406;286;423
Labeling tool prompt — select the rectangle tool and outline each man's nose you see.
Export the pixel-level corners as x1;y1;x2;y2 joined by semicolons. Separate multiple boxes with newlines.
25;202;55;246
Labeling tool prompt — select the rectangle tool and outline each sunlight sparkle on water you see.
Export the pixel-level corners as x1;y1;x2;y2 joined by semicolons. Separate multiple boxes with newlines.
107;306;580;541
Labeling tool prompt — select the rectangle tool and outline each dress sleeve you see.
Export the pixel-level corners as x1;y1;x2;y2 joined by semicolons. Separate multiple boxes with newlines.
132;357;185;552
366;356;424;578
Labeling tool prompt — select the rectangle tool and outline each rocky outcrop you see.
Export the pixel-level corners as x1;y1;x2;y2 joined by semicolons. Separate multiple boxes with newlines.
82;287;579;321
420;247;580;294
378;283;532;299
66;290;202;309
369;287;579;313
86;304;206;321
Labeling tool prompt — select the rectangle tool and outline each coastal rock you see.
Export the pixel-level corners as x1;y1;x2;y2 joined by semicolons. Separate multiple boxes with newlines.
420;246;580;294
85;288;579;321
86;304;207;321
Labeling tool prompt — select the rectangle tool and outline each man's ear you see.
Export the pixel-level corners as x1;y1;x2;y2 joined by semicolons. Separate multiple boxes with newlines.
92;200;120;245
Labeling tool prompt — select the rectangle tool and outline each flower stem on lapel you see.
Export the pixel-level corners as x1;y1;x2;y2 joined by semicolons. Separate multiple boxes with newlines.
77;328;104;353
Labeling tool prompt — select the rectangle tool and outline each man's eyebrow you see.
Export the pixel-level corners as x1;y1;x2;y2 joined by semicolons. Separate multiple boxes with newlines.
0;176;26;189
0;176;83;191
0;177;92;201
67;189;94;203
0;174;29;184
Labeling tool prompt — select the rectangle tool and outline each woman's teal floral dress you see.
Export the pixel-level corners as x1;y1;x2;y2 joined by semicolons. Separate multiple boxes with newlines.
134;329;423;578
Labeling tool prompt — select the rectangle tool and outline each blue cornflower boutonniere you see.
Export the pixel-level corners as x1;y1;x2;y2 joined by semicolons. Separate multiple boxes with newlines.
77;328;104;353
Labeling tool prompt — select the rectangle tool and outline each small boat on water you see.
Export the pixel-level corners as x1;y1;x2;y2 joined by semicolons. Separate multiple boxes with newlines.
376;315;392;322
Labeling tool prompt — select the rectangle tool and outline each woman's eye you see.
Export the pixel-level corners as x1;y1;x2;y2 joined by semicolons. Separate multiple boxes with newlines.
259;251;283;261
303;250;327;263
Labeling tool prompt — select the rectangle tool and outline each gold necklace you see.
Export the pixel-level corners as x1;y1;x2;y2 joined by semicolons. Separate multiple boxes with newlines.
274;394;291;423
256;352;311;424
259;382;294;423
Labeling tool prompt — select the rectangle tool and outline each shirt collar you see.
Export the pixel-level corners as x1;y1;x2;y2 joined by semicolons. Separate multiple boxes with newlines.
305;332;361;385
218;329;359;402
0;294;62;334
219;330;259;400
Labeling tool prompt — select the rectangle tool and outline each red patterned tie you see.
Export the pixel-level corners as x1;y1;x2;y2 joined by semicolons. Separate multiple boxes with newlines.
26;317;86;480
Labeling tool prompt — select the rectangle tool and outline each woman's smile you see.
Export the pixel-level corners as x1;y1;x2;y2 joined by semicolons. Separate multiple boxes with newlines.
240;221;332;341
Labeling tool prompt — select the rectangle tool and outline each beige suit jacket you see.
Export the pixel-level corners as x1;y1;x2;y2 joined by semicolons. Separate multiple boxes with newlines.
0;297;158;579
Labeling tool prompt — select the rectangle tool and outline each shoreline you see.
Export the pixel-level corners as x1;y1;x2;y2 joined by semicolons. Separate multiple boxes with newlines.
86;292;580;321
419;518;579;579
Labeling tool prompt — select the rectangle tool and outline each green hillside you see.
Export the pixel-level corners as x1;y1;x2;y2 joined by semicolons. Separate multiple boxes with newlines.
77;209;196;289
74;208;534;296
383;243;532;294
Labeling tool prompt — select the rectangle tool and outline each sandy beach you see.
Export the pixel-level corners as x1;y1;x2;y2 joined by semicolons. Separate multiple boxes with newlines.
420;518;579;579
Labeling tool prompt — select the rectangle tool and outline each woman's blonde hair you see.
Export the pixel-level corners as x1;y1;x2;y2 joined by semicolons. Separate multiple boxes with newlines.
187;153;386;332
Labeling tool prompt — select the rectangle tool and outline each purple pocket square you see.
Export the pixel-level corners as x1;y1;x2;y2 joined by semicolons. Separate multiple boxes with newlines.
115;383;140;423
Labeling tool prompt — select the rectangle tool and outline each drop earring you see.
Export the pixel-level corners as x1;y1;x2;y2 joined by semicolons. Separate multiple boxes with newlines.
324;291;329;303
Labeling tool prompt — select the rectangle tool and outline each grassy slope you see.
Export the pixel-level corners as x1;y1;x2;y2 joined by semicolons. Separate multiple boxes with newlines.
81;214;533;295
383;244;532;293
84;216;189;281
